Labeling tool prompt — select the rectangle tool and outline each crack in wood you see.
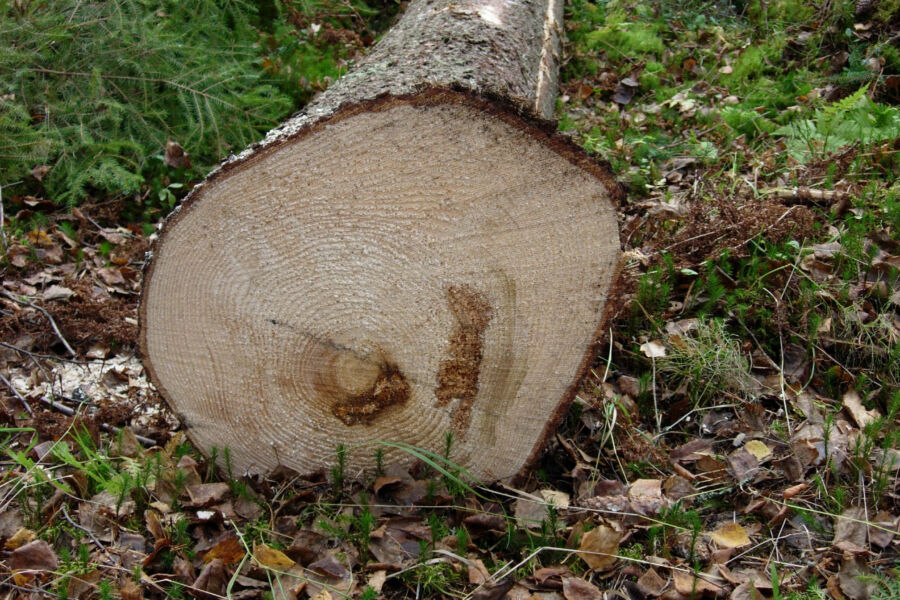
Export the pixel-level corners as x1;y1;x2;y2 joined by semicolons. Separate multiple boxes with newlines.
435;284;493;437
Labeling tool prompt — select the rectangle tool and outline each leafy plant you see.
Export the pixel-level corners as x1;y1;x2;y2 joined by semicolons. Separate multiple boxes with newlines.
657;319;756;405
1;0;294;206
774;87;900;163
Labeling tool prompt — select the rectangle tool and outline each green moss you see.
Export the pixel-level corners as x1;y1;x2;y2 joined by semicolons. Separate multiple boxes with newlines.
746;0;815;25
639;71;662;91
639;60;665;91
586;22;665;60
876;0;900;23
723;37;787;86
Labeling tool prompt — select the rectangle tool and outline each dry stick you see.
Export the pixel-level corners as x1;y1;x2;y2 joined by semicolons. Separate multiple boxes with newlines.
0;371;34;416
35;394;157;447
0;341;83;364
0;183;6;251
3;369;157;447
2;290;77;357
59;503;116;565
760;186;848;204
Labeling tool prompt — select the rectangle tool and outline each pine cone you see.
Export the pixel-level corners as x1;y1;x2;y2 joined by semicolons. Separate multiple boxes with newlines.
855;0;875;16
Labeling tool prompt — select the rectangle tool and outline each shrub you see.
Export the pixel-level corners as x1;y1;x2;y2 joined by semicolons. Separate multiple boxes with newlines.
0;0;295;206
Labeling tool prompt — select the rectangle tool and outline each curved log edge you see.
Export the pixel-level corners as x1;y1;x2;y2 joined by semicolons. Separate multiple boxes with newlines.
138;88;624;484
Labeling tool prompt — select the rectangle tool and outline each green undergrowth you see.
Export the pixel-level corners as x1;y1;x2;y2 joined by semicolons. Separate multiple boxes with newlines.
559;6;899;582
1;0;899;597
562;0;900;189
0;0;397;214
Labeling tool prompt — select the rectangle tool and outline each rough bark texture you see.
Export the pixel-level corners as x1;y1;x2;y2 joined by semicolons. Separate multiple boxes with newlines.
139;0;621;483
234;0;563;162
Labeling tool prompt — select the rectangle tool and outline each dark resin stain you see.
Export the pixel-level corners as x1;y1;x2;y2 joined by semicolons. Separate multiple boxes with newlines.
435;285;492;437
331;364;410;426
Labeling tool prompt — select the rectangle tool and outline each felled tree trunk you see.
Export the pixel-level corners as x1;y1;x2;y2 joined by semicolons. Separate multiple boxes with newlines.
139;0;621;482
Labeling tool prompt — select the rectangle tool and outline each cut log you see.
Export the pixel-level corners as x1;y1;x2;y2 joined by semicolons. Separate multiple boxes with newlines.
139;0;621;482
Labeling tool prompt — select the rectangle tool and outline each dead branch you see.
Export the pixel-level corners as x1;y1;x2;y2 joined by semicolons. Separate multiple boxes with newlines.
761;186;851;214
2;290;77;357
35;394;158;447
0;371;34;416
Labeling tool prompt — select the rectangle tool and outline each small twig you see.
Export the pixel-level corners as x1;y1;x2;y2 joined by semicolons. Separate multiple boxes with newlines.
60;503;110;558
0;371;34;416
777;335;793;437
661;228;720;252
72;206;133;239
8;348;58;403
0;182;6;251
2;290;77;357
760;186;851;215
0;341;83;364
36;395;157;447
761;186;846;202
651;356;661;433
731;206;799;253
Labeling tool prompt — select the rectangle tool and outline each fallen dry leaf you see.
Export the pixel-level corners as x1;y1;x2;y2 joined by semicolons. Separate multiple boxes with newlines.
66;570;100;600
672;570;726;596
743;440;772;461
663;474;695;500
367;570;387;594
203;533;245;564
731;581;768;600
97;267;126;286
671;438;715;463
471;576;515;600
42;284;75;301
838;556;881;600
309;555;349;579
253;542;296;570
534;566;571;585
842;390;880;428
5;527;36;550
708;522;751;548
186;482;230;506
636;568;668;597
727;447;760;482
562;577;602;600
10;539;58;572
833;506;868;553
640;340;667;358
194;558;226;596
578;522;622;570
869;511;899;548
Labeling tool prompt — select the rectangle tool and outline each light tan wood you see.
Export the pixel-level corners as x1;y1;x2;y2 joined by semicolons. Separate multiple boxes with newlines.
141;96;620;481
141;0;621;482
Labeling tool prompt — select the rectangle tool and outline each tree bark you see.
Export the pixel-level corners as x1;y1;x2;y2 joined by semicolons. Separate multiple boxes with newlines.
139;0;622;483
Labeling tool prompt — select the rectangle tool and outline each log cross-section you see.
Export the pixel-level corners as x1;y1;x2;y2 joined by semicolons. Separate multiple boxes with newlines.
139;0;621;482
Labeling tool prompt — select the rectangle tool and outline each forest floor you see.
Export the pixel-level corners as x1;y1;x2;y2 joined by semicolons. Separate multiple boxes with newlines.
1;0;899;599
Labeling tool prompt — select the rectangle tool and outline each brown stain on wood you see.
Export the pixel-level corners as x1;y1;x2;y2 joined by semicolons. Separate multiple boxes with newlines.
435;284;493;437
331;363;411;426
